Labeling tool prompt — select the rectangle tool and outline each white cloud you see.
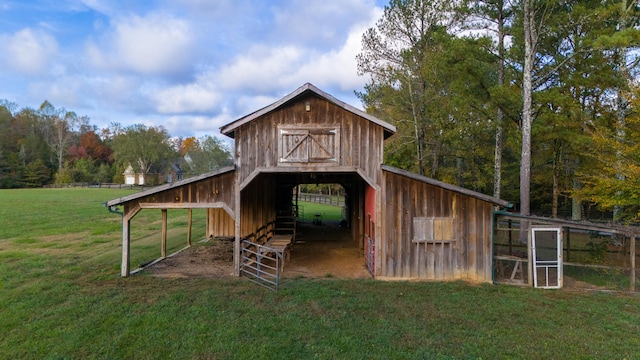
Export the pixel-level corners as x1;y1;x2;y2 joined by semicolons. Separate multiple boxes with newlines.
0;28;58;75
152;82;222;114
271;0;371;45
160;114;234;139
0;0;387;139
217;45;305;92
86;12;194;75
79;0;115;16
291;8;381;91
215;5;381;94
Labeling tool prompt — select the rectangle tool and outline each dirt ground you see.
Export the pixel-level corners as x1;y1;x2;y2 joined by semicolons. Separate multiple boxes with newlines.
147;222;371;280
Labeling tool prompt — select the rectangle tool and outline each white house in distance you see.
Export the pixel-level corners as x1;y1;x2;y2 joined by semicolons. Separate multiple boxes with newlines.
123;164;145;185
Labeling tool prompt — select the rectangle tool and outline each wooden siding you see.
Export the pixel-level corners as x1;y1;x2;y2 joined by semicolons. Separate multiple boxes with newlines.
239;175;277;240
234;95;385;187
207;208;235;238
125;171;236;212
380;170;494;282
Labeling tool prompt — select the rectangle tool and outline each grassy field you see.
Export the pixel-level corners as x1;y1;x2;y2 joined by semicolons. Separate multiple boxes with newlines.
297;201;344;223
1;188;639;359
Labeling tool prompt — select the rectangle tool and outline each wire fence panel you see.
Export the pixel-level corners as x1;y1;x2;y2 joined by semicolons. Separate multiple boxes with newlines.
493;215;639;292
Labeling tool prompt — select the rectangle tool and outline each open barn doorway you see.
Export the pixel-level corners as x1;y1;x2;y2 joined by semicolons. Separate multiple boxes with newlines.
284;182;368;278
295;183;347;227
241;172;372;279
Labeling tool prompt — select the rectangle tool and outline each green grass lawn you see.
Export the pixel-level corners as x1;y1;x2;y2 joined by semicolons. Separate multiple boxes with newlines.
297;200;343;223
1;188;639;359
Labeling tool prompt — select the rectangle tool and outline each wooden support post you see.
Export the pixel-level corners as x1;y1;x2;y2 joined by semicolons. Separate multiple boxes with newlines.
121;218;130;277
234;179;241;277
631;235;636;292
161;209;167;258
187;208;192;247
508;220;512;255
566;228;571;262
120;204;141;278
527;223;533;286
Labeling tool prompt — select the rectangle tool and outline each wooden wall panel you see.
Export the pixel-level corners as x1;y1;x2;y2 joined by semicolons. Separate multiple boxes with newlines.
234;95;386;186
380;170;493;282
133;171;236;213
239;175;276;240
207;208;235;237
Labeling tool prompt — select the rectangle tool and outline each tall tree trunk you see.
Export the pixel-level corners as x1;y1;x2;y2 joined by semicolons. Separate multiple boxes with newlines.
614;52;628;222
613;0;634;222
408;80;426;176
493;0;506;200
552;152;559;218
520;0;536;242
572;176;582;221
456;156;464;187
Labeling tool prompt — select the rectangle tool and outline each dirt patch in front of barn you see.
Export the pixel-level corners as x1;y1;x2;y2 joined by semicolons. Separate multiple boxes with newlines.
146;237;236;279
146;223;371;280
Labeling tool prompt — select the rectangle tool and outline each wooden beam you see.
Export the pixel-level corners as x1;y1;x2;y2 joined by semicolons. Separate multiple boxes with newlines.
234;153;242;276
187;208;192;247
138;202;234;218
161;209;167;258
120;203;141;278
238;166;365;190
121;218;130;277
527;225;532;286
631;235;636;292
496;212;640;237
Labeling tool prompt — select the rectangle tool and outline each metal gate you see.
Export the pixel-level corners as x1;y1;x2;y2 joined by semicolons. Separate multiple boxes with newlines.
240;239;281;291
531;227;563;289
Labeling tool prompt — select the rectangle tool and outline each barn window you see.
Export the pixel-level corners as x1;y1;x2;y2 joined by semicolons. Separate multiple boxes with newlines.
412;217;455;243
278;125;340;164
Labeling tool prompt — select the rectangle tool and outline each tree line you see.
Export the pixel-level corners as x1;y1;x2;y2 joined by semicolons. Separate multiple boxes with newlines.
0;100;232;188
358;0;640;223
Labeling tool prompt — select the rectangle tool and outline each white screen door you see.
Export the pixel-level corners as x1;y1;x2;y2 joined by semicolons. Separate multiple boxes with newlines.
531;227;563;289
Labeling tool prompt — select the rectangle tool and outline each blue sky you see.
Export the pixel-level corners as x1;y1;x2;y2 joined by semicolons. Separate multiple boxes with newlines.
0;0;386;140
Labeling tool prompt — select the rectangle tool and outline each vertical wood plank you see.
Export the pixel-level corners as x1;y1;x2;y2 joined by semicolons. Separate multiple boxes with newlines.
448;242;453;278
121;218;130;277
452;194;460;278
527;221;533;286
161;209;167;258
433;241;444;280
380;172;389;277
409;179;418;277
187;208;192;247
475;200;484;280
427;243;435;278
206;208;212;238
393;176;402;277
417;183;426;278
234;160;241;276
467;199;477;279
402;177;412;277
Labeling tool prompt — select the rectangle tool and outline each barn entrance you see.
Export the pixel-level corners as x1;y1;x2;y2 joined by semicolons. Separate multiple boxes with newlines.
239;171;374;281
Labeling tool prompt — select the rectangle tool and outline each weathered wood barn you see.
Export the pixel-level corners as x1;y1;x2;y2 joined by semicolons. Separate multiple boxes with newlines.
107;83;510;283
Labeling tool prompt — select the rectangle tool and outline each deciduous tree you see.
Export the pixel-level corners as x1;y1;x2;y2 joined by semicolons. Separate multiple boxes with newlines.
111;124;176;180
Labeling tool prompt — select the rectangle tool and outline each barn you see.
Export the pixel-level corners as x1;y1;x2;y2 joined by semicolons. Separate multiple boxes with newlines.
106;83;510;285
